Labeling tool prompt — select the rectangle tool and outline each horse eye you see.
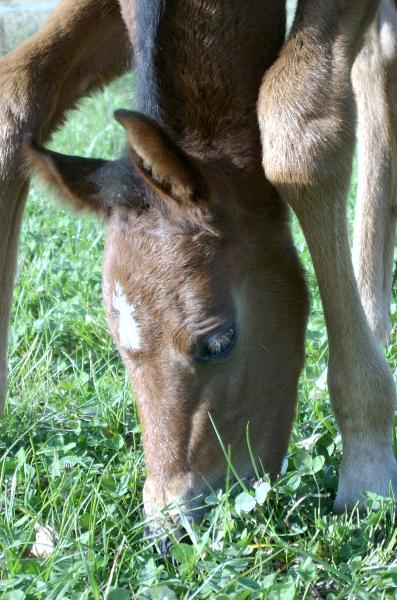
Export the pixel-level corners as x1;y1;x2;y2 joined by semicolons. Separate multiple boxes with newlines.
195;327;236;363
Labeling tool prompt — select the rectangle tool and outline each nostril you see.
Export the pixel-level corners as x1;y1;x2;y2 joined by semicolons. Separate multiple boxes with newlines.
143;525;152;539
144;526;173;557
145;525;192;557
158;527;192;557
159;536;172;557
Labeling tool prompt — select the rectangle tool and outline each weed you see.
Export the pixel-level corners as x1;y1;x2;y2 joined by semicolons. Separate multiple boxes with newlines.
1;30;397;600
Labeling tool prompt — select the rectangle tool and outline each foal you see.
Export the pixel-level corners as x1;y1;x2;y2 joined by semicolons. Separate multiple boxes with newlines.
0;0;397;530
23;0;309;525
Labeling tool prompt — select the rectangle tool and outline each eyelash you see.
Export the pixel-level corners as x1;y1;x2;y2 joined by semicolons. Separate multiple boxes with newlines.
195;327;236;363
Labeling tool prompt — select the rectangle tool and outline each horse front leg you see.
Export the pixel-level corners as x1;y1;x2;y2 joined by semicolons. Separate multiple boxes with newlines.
259;0;397;509
352;0;397;345
0;0;132;410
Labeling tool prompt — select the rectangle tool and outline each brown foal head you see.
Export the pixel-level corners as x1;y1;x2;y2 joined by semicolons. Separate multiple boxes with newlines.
24;109;308;529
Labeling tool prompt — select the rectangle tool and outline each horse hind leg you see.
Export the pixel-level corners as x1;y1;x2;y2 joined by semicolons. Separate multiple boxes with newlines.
352;0;397;346
0;0;132;411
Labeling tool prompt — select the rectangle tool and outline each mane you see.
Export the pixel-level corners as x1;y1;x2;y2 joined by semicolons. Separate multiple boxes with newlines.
136;0;165;123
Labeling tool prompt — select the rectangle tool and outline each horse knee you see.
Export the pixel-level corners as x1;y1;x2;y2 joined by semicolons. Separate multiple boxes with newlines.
260;89;355;204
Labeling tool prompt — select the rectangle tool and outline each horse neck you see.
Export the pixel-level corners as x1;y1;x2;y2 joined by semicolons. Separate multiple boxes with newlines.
131;0;286;167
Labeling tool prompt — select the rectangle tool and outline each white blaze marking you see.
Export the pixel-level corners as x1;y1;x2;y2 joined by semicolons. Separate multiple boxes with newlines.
112;282;141;351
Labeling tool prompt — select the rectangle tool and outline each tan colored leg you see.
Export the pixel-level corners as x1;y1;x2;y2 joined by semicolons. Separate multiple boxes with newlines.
259;0;397;509
352;0;397;345
0;0;132;410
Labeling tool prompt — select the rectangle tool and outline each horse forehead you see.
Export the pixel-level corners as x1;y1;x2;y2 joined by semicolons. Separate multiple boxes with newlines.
115;270;213;320
109;262;228;349
117;238;219;295
105;219;239;315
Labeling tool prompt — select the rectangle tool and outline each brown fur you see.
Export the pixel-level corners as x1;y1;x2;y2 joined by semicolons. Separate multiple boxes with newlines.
1;0;397;531
259;0;397;511
0;0;132;408
21;1;308;523
352;0;397;345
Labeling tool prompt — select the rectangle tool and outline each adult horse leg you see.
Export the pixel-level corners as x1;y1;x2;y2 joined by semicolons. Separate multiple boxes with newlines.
352;0;397;345
259;0;397;509
0;0;132;410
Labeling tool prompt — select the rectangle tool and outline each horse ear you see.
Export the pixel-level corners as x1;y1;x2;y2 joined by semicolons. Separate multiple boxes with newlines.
114;110;209;208
22;136;138;215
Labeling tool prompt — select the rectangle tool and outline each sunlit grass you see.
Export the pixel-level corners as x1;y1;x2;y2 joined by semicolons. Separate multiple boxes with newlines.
1;54;397;600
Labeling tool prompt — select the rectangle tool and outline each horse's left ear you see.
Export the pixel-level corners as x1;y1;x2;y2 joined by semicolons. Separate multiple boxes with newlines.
114;110;209;207
114;110;214;233
22;136;138;215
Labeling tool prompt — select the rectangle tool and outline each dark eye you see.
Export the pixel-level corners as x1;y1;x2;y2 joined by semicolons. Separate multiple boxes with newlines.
194;327;237;363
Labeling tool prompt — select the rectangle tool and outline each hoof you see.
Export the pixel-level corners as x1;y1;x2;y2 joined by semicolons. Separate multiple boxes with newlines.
334;454;397;512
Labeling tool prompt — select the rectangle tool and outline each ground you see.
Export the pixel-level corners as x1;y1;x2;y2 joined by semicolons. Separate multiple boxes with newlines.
1;4;397;600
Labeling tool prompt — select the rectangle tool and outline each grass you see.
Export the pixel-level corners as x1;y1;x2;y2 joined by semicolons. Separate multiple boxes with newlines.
2;26;397;600
0;5;54;55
